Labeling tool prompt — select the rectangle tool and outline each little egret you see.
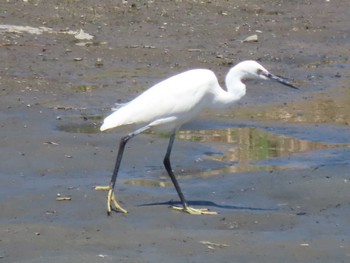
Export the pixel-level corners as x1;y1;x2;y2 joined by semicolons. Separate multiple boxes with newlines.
96;60;298;215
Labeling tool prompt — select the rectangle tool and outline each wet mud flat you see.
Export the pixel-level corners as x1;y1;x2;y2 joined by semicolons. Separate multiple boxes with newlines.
1;0;350;262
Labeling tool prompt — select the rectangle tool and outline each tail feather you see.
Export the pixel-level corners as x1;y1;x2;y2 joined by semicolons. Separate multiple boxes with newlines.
100;111;122;131
100;122;111;131
100;106;135;131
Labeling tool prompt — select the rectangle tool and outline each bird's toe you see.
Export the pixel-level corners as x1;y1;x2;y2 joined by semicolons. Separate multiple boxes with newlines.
171;205;218;215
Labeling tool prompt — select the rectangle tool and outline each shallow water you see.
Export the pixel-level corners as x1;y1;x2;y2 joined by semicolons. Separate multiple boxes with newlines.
56;119;349;190
178;126;348;175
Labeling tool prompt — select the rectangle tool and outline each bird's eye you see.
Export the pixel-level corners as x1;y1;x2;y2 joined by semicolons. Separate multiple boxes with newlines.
256;69;263;75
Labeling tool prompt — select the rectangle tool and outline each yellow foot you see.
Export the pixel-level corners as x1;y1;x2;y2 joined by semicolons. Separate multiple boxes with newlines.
95;185;110;191
171;205;218;215
95;185;128;214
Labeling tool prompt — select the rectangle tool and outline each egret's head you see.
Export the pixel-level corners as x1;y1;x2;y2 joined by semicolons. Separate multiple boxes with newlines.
237;60;298;89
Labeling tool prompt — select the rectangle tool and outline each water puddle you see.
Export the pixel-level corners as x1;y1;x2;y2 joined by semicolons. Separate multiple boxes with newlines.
177;127;346;176
56;115;102;134
94;126;348;188
57;119;347;180
178;128;335;161
57;122;100;134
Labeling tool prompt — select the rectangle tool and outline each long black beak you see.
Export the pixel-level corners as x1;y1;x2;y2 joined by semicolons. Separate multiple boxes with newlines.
262;72;299;90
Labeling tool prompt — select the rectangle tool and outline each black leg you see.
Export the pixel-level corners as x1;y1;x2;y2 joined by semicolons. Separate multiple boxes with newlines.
96;125;150;215
109;134;131;190
109;125;151;191
163;131;189;210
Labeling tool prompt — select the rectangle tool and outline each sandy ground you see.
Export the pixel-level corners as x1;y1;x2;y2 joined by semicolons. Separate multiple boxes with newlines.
1;0;350;262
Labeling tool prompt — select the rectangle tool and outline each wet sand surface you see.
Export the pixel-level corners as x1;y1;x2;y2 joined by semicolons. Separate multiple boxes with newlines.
1;0;350;262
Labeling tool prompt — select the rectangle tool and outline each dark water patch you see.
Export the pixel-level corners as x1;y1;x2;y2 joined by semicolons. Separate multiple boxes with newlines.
56;113;103;134
178;127;340;161
71;84;98;93
57;122;100;134
178;127;348;175
123;179;172;188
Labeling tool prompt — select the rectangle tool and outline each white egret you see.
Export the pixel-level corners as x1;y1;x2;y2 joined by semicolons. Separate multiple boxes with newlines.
96;60;298;215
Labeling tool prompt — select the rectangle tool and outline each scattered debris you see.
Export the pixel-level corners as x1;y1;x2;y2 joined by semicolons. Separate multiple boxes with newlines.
45;210;57;215
243;34;258;42
300;243;310;247
200;240;229;249
188;48;201;52
56;196;71;201
0;24;95;43
0;24;54;35
74;29;94;40
43;141;59;146
219;11;228;16
95;57;103;67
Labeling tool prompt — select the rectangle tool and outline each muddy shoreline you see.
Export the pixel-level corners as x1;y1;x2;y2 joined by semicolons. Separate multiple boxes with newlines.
1;1;350;262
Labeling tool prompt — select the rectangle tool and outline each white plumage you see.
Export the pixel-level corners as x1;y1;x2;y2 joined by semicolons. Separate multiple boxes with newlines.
101;69;219;132
97;60;298;215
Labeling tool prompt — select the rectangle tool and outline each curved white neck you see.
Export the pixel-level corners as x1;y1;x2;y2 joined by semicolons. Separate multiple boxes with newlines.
226;68;246;101
210;67;246;108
